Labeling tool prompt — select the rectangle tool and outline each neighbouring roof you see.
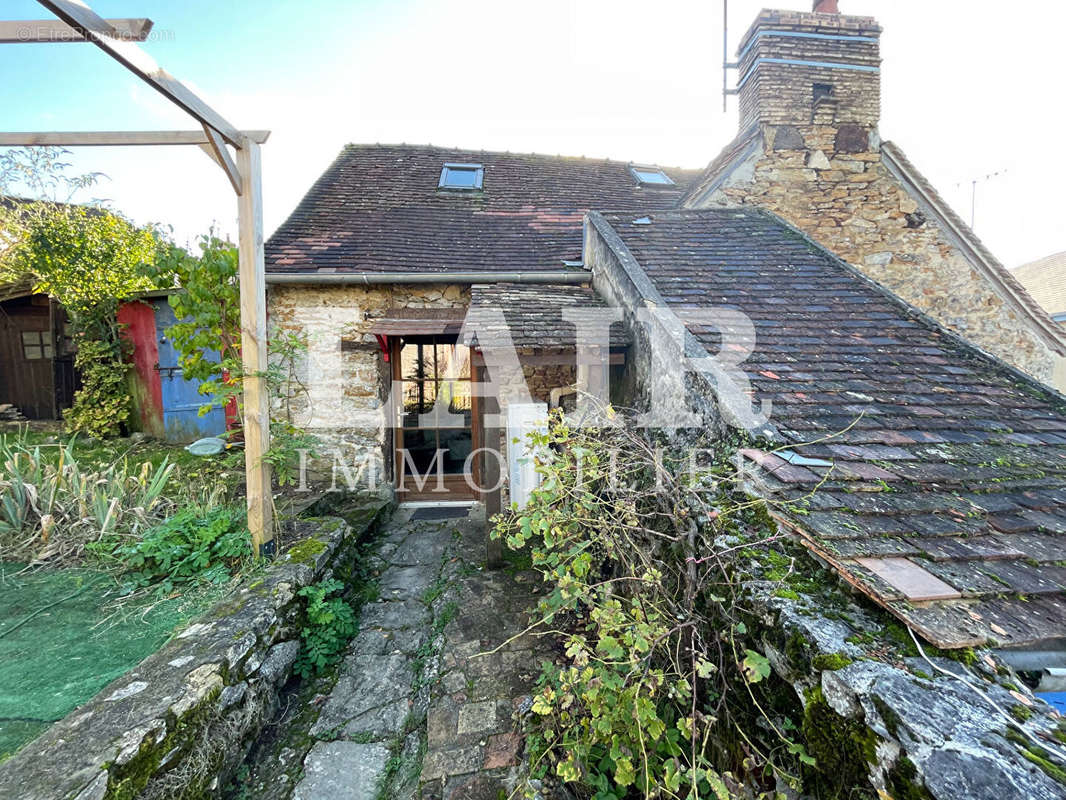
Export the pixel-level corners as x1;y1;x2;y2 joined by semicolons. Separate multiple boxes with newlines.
599;207;1066;649
466;283;630;350
1014;251;1066;319
266;145;701;276
0;281;37;303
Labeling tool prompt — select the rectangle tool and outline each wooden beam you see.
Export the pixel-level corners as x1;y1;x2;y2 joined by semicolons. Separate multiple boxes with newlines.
236;138;274;555
36;0;244;146
0;130;270;147
0;17;151;43
200;124;242;195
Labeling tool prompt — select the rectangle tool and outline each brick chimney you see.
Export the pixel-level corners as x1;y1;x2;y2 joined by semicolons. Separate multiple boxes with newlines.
735;6;882;135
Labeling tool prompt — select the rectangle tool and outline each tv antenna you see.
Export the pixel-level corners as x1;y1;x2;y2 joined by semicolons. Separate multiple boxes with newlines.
722;0;739;111
955;169;1007;231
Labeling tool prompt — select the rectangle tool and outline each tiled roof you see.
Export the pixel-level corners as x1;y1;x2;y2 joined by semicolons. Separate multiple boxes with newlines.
466;283;630;350
674;135;1066;355
266;145;700;275
1014;251;1066;318
600;208;1066;649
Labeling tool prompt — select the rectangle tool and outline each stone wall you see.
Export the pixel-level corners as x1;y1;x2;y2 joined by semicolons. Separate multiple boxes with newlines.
687;126;1064;388
746;554;1066;800
586;213;731;436
269;283;469;490
0;505;388;800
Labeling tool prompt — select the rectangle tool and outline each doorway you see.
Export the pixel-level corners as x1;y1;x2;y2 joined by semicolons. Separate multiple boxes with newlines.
392;335;477;499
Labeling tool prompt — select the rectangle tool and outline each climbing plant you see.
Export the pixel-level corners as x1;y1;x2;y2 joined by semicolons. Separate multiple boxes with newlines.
494;412;820;799
0;182;161;437
152;233;242;401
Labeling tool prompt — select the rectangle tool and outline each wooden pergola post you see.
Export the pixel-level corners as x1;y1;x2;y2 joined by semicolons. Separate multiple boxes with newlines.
1;1;275;554
236;139;273;553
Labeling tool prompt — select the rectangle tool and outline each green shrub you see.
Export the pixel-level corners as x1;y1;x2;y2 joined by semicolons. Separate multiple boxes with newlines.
494;414;810;799
115;506;252;592
294;579;357;678
0;434;173;563
63;336;132;438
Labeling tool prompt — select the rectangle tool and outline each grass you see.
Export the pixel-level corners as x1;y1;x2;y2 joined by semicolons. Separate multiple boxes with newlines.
0;429;252;762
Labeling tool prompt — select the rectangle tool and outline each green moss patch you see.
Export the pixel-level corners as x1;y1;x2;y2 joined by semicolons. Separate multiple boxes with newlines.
1005;728;1066;785
812;652;853;671
801;687;879;796
286;537;328;566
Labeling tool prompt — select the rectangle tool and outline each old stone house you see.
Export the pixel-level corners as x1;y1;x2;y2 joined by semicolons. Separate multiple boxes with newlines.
266;145;692;502
266;2;1066;510
266;0;1066;654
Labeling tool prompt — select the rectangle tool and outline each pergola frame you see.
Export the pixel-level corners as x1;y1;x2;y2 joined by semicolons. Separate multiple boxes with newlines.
3;0;274;554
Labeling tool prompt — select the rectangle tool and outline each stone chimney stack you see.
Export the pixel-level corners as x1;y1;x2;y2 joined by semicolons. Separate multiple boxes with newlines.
735;5;882;137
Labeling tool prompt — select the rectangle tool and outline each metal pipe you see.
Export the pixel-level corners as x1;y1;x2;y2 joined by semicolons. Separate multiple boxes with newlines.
722;0;728;112
265;270;590;286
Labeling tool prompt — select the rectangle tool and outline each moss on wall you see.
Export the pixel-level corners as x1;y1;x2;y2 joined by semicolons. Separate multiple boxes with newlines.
801;686;879;798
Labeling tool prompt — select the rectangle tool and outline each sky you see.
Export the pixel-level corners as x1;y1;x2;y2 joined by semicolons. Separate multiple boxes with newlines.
2;0;1064;267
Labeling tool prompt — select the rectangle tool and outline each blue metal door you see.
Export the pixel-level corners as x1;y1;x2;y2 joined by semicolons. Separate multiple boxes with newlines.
153;300;227;443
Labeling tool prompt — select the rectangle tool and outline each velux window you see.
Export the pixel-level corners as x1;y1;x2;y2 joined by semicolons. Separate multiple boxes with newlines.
438;163;484;191
630;165;674;186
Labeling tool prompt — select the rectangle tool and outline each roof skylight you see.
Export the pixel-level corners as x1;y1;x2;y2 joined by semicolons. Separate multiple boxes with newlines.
438;163;484;191
630;165;674;186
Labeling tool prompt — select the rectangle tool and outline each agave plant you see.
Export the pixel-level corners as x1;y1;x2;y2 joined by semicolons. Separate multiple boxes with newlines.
0;434;176;565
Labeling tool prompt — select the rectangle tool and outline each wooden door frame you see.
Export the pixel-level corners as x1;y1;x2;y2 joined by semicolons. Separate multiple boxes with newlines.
390;334;481;499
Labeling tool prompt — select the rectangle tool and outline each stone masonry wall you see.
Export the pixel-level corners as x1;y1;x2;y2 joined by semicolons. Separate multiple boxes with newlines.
747;551;1066;800
0;506;389;800
271;283;580;499
269;283;469;490
689;125;1061;387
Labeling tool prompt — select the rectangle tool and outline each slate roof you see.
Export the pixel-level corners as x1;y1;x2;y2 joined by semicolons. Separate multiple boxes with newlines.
466;283;630;350
676;134;1066;355
600;207;1066;649
266;145;700;276
1014;251;1066;319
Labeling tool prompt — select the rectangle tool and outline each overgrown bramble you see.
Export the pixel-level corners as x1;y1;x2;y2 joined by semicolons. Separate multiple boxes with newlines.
493;410;814;799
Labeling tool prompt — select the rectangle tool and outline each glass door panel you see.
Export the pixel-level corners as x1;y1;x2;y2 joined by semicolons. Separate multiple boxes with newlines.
396;335;474;482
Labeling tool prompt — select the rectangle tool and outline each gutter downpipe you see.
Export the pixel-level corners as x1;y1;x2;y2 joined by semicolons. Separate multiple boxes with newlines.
264;271;590;286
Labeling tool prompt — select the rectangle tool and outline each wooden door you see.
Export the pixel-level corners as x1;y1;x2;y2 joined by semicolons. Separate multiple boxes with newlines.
392;335;478;500
0;296;56;419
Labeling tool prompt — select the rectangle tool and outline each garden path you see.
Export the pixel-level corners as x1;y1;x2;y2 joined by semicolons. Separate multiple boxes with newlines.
290;504;551;800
